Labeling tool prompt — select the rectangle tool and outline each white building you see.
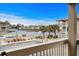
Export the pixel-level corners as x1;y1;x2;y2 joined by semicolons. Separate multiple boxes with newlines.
57;17;79;38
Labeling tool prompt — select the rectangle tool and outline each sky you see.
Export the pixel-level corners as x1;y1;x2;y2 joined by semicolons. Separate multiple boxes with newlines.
0;3;79;26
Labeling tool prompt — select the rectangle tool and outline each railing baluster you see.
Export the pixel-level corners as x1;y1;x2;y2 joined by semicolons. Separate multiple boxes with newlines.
62;45;64;56
59;45;61;56
32;53;34;56
77;45;78;56
64;44;67;56
39;51;43;56
41;51;43;56
59;45;60;56
60;45;62;56
37;52;40;56
55;47;57;56
49;48;52;56
54;48;56;56
77;44;79;56
52;48;54;56
58;45;60;56
45;50;47;56
33;53;36;56
56;46;58;56
57;46;58;56
29;54;32;56
40;51;42;56
65;44;67;56
43;50;45;56
61;45;63;56
66;44;68;56
36;52;38;56
62;44;64;56
47;49;49;56
46;49;48;56
54;47;56;56
64;44;66;56
48;49;50;56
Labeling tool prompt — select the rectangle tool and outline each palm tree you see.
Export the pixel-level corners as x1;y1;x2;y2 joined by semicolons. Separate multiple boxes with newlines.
47;25;59;37
47;25;52;36
39;25;47;39
52;25;60;36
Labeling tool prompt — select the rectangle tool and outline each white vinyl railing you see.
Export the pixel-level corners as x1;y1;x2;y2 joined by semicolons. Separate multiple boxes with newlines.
0;39;68;56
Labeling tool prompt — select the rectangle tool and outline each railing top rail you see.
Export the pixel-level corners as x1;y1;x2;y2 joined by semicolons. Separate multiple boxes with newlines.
3;38;68;53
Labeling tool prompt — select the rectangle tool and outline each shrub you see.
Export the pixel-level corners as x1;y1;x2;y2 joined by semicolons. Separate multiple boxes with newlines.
35;36;43;39
47;35;58;39
53;35;58;38
47;35;53;39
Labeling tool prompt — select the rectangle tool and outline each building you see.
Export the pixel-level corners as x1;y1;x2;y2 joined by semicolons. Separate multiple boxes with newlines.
0;21;11;31
0;21;16;36
57;17;79;38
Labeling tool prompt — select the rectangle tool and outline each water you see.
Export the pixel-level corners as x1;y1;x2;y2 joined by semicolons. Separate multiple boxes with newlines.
4;30;27;37
0;30;42;40
0;30;54;51
0;30;56;39
0;30;42;51
3;30;42;37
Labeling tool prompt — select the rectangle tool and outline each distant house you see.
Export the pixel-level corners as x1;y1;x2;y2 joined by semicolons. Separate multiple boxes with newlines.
57;17;79;38
11;25;17;29
0;21;11;31
57;20;68;32
11;24;24;30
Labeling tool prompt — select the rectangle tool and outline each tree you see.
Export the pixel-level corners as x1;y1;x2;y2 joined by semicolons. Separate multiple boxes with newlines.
39;25;47;39
47;25;53;36
16;24;24;29
16;24;21;29
52;25;60;36
46;25;60;38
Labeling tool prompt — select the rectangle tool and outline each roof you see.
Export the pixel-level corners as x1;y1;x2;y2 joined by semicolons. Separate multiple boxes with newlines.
57;15;79;22
0;21;10;25
57;20;67;22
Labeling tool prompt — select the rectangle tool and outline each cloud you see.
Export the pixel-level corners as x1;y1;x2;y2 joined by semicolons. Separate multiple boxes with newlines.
0;13;57;26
